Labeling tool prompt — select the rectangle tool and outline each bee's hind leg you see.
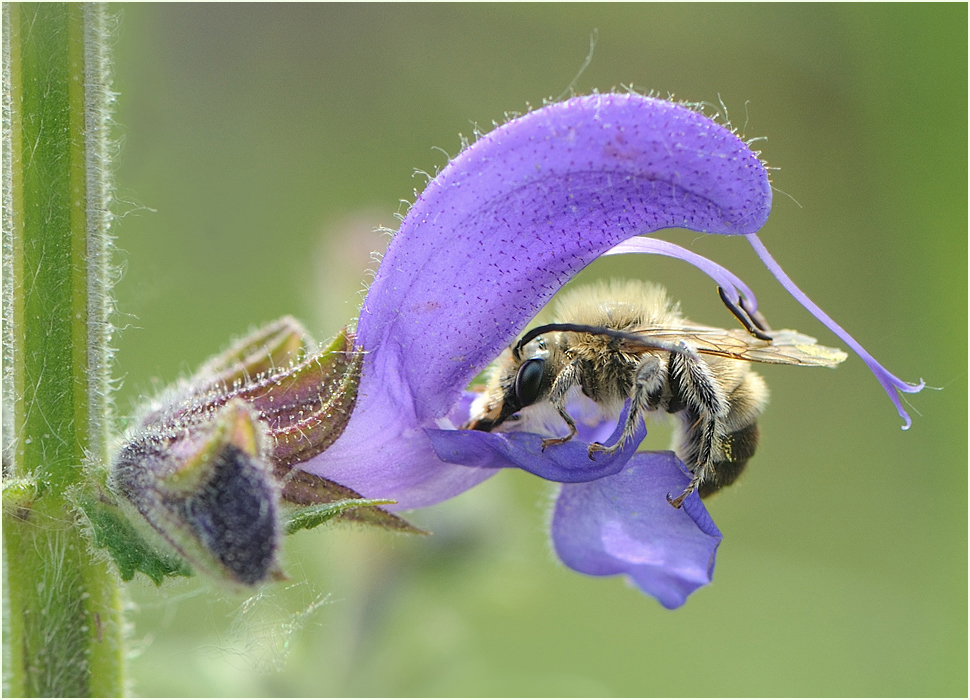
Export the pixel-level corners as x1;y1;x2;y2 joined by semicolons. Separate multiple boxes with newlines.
588;356;663;459
668;347;727;507
667;473;703;508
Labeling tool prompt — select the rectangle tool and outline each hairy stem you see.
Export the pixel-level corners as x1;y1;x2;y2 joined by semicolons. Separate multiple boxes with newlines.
2;3;124;696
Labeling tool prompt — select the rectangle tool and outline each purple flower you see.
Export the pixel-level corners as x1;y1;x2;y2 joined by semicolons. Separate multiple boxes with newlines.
299;93;922;607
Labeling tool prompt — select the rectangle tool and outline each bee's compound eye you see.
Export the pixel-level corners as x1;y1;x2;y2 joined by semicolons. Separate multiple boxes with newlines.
514;358;545;408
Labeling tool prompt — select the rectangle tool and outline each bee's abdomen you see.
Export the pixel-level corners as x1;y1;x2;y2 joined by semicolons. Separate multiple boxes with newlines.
699;422;760;498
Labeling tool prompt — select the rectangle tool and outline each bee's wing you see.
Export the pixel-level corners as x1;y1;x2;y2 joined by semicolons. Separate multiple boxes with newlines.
624;326;848;367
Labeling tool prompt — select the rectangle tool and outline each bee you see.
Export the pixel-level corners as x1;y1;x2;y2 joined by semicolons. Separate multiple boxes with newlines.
464;280;847;507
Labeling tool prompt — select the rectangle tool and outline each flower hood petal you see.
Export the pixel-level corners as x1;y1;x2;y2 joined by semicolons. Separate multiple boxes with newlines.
359;93;771;422
299;93;771;508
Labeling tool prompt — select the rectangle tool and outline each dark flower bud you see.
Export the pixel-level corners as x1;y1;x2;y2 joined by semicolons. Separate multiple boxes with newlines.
107;319;418;587
111;399;283;587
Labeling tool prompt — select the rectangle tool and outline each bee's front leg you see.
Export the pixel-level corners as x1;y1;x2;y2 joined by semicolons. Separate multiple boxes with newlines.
588;355;663;459
540;361;580;451
539;417;577;450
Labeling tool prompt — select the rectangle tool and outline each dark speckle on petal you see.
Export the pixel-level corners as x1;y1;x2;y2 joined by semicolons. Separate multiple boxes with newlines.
357;94;770;424
301;93;771;512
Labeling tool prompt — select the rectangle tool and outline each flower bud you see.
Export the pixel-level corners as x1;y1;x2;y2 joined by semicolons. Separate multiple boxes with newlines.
111;399;282;587
107;320;418;586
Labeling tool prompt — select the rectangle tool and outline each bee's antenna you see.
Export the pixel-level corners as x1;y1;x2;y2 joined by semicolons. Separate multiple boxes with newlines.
513;323;687;360
717;287;772;341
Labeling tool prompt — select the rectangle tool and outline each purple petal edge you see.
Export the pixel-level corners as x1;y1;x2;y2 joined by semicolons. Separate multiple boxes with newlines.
427;402;647;483
551;452;722;609
746;233;925;429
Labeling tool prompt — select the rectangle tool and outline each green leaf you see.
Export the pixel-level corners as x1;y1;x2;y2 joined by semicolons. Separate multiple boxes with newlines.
285;498;398;535
77;495;192;585
281;469;428;535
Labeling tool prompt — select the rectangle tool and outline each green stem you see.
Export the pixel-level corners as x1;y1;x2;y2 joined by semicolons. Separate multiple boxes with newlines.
3;4;124;696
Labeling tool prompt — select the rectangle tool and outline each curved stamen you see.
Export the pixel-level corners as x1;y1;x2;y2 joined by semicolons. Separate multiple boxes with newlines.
603;237;761;314
717;287;772;340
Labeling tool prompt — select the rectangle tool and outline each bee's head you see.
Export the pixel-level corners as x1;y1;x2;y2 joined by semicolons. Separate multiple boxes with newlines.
464;349;550;432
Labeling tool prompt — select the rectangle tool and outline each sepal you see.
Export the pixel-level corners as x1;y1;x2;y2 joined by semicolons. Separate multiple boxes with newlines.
250;328;363;470
137;325;362;465
194;315;311;386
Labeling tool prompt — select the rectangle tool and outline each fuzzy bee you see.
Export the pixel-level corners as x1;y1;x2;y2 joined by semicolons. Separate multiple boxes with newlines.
464;280;847;507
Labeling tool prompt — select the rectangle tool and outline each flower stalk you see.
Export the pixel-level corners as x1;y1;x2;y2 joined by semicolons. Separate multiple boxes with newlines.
2;4;124;696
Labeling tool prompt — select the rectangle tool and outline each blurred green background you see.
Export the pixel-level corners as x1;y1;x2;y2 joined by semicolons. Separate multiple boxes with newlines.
110;4;966;697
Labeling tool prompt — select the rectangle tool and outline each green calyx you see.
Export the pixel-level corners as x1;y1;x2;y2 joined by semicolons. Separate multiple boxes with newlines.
104;321;420;588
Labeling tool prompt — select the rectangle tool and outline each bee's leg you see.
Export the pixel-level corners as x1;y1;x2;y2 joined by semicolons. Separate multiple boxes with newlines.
667;473;703;508
540;362;580;450
667;346;728;508
697;373;766;497
588;356;663;457
697;422;759;498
